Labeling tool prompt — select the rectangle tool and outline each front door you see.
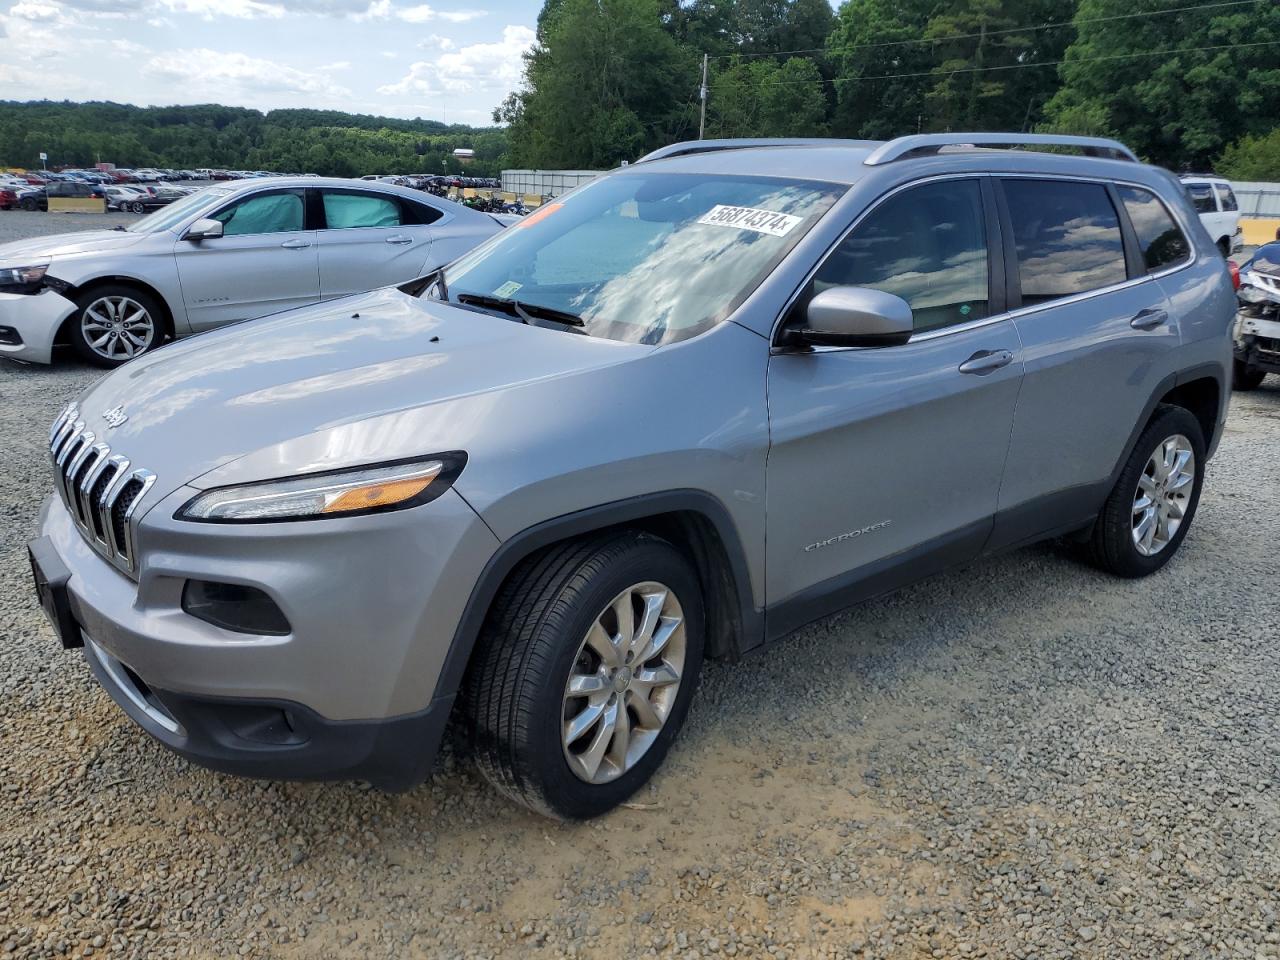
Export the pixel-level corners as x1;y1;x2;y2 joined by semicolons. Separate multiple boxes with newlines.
173;187;319;331
765;177;1023;626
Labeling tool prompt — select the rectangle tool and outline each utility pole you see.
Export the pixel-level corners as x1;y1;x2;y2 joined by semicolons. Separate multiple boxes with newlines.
698;53;708;140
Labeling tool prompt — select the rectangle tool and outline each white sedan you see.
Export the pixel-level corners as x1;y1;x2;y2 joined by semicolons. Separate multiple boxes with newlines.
0;177;510;367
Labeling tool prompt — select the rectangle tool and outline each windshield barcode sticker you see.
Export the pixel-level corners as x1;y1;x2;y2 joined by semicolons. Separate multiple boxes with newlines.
697;205;803;237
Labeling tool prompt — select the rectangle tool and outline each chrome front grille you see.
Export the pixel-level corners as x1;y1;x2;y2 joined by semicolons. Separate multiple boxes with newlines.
48;405;155;576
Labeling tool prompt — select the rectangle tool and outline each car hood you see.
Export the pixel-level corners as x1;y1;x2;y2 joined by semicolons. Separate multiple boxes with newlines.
0;229;147;264
71;287;648;498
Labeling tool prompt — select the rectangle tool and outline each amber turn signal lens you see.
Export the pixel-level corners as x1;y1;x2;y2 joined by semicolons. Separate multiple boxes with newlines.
320;474;436;514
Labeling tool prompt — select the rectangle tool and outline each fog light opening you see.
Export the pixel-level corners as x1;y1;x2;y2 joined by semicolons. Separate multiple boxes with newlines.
181;580;291;636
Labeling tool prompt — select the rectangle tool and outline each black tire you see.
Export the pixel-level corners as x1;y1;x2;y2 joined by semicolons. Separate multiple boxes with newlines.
130;201;145;214
1217;237;1231;257
464;532;705;820
20;196;37;211
1233;358;1266;391
1087;405;1205;578
69;284;165;368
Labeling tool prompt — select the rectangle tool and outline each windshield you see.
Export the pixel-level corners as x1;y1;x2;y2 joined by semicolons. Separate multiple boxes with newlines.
441;172;843;344
126;185;232;234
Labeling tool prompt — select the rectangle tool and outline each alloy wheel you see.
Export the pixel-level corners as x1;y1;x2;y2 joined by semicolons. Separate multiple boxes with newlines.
1131;434;1195;556
561;581;686;784
82;295;155;362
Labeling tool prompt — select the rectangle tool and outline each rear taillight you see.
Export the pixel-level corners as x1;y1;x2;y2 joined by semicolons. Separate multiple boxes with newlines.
1229;260;1240;290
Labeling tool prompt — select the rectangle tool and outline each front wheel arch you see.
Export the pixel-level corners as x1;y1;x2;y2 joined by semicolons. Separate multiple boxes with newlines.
56;276;176;346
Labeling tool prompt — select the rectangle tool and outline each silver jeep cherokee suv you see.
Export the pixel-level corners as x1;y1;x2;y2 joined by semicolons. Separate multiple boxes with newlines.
28;134;1236;819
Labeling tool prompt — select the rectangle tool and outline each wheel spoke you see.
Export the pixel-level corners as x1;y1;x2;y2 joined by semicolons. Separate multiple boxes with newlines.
585;620;620;668
564;701;604;747
629;590;666;659
606;700;631;771
1137;474;1159;495
1132;494;1154;514
575;702;617;780
86;306;111;326
90;332;112;349
627;689;663;730
1166;498;1186;519
1156;510;1173;544
1134;510;1156;550
633;662;680;694
568;673;607;697
611;593;634;649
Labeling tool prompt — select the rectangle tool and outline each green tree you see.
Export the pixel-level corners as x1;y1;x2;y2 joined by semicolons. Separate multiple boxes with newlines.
1045;0;1280;168
503;0;699;168
708;57;829;137
1217;128;1280;181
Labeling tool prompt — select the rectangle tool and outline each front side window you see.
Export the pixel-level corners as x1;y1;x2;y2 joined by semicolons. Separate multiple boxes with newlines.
322;191;402;229
442;172;843;345
1117;185;1191;273
1185;182;1216;213
1003;179;1127;304
807;179;989;333
1214;183;1238;212
212;191;304;237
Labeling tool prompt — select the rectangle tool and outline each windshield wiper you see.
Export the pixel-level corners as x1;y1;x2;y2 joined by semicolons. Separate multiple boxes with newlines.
456;293;585;328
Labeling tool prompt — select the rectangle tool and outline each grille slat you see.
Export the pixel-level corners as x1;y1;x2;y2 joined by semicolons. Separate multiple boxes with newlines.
47;405;154;577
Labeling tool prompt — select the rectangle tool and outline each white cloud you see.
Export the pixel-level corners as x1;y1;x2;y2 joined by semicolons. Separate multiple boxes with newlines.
10;0;66;21
145;48;352;99
418;33;454;50
353;0;483;24
379;23;532;98
163;0;284;18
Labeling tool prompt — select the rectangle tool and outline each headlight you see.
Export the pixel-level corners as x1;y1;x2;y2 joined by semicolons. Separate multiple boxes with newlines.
0;262;49;293
177;454;466;523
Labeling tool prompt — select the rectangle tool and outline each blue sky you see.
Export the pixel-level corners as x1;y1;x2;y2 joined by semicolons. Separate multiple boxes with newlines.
0;0;541;125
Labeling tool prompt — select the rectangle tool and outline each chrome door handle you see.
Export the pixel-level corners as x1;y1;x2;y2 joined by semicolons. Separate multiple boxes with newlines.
385;235;413;245
280;239;311;249
958;349;1014;375
1130;308;1168;330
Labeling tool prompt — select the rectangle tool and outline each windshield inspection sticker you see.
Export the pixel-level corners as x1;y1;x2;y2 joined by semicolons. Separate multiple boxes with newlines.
493;280;523;298
698;205;803;237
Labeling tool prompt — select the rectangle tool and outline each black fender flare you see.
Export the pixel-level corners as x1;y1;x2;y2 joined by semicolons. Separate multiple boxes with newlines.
429;489;763;706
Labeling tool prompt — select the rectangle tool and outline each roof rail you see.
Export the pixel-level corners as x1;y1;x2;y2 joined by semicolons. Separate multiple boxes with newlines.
637;138;878;164
863;133;1139;166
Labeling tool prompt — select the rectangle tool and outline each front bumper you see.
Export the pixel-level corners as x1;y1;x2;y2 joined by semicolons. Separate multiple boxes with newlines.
36;484;500;788
1234;314;1280;373
0;288;77;364
81;634;447;789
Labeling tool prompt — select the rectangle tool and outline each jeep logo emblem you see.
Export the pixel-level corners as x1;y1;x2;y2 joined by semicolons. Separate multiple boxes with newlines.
102;405;128;429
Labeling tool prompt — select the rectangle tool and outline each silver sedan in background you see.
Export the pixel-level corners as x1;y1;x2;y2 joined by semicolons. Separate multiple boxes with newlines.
0;177;510;367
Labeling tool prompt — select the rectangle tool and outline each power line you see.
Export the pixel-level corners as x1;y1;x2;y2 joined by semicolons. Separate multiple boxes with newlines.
744;39;1280;87
706;0;1266;62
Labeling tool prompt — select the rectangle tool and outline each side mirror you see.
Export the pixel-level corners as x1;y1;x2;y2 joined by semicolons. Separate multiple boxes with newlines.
184;218;223;242
794;286;913;348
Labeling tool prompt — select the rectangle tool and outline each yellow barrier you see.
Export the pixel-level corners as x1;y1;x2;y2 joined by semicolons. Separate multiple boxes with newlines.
501;192;517;204
48;197;107;214
1241;218;1280;246
522;194;543;208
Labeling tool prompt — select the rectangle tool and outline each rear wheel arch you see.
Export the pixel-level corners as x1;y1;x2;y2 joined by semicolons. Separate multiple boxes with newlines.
435;492;762;708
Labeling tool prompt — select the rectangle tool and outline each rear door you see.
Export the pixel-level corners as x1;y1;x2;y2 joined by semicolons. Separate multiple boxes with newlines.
173;187;319;331
314;188;438;299
989;176;1181;549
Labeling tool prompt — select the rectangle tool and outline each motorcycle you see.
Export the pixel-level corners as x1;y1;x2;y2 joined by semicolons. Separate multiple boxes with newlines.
1233;248;1280;391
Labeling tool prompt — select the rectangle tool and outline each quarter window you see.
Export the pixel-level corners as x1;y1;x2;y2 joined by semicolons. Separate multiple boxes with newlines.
1003;179;1127;304
212;191;304;237
322;191;402;229
1117;185;1190;273
1214;183;1238;212
809;179;990;333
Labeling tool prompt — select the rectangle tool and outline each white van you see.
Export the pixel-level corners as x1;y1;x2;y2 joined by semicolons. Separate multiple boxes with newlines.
1180;175;1243;255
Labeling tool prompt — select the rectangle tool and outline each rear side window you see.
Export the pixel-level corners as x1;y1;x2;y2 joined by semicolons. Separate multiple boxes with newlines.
1185;182;1216;213
1003;179;1127;304
810;179;989;332
322;191;402;229
1116;186;1191;273
404;199;444;225
1214;183;1238;212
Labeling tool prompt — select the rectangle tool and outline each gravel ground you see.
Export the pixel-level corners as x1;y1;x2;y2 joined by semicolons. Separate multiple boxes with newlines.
1;219;1278;959
0;209;141;243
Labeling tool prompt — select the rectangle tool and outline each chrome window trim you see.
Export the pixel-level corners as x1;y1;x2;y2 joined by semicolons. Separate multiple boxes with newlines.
770;169;1200;355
